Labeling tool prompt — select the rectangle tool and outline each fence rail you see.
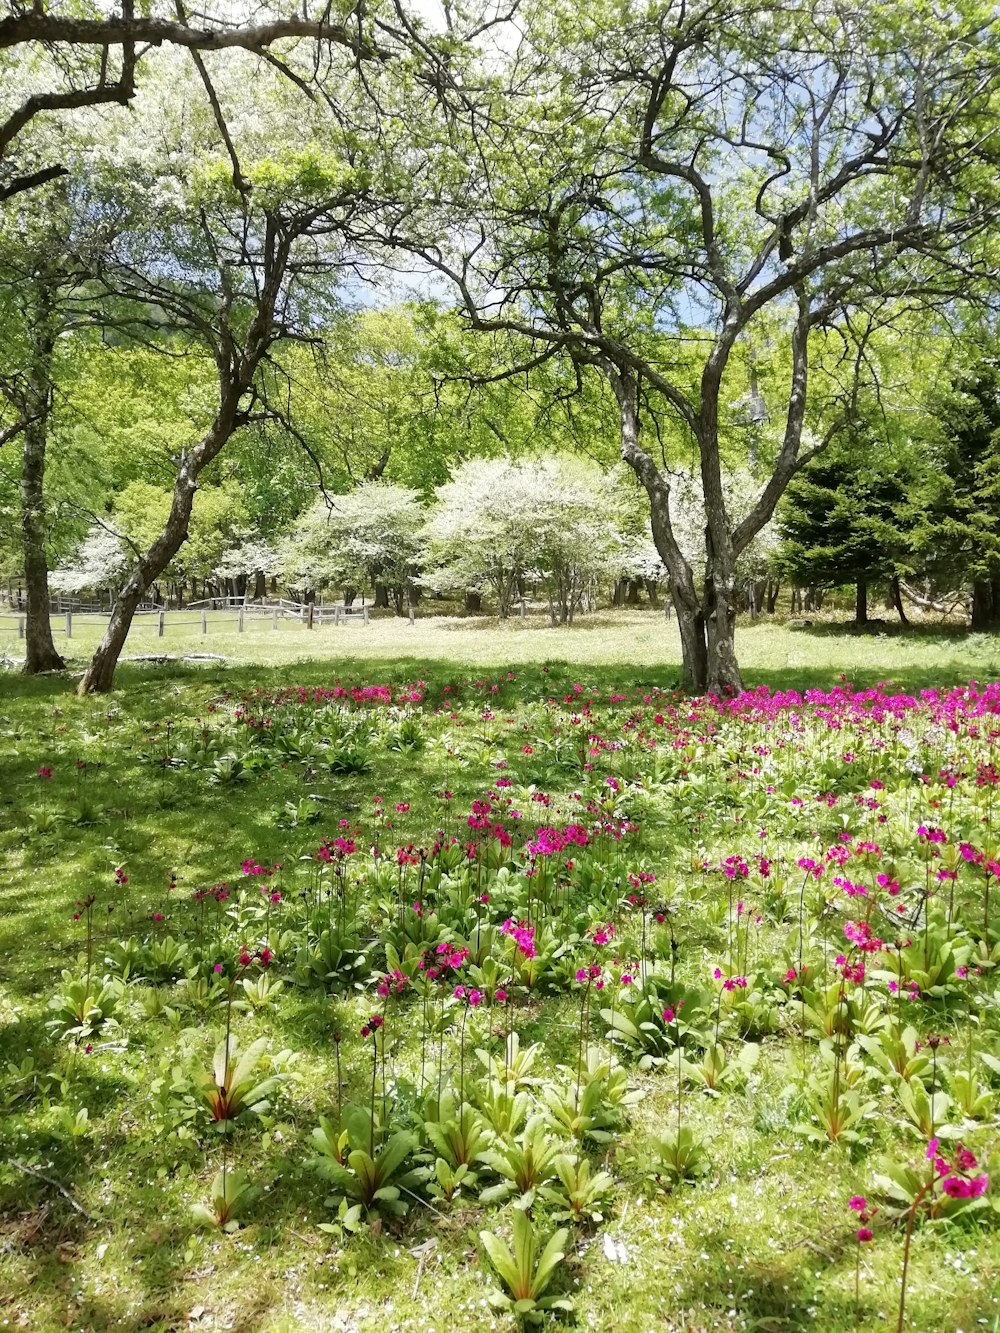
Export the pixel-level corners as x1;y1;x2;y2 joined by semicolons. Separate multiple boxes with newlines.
0;600;370;641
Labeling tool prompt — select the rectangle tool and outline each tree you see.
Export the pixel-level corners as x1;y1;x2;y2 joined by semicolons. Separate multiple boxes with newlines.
422;455;628;619
422;458;549;618
279;483;424;610
922;361;1000;629
69;27;386;693
50;523;128;599
777;437;918;625
0;1;380;204
0;186;102;671
389;0;1000;691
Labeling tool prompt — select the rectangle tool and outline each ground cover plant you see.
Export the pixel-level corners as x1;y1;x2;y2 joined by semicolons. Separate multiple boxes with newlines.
1;652;999;1331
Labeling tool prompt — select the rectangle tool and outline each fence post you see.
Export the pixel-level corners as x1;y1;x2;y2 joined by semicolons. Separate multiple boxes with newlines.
307;602;314;630
158;609;165;637
65;610;72;638
237;607;244;634
18;615;25;639
519;597;526;620
363;605;369;625
272;607;278;631
201;610;207;636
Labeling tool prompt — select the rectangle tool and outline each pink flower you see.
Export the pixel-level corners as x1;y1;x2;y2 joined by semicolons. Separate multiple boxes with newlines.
849;1196;867;1212
662;1006;675;1024
493;987;507;1004
856;1227;873;1243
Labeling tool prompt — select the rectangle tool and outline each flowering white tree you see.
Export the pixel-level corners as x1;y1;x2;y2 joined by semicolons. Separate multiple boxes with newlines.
50;524;128;597
423;455;629;621
278;483;423;611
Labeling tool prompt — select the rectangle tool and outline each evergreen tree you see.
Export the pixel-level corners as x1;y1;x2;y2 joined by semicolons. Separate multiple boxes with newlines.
777;438;917;625
921;363;1000;629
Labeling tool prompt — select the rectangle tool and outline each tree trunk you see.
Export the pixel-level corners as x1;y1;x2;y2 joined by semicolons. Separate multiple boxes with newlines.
253;570;266;600
374;582;389;609
464;590;482;613
856;579;868;625
607;362;708;691
611;579;626;606
703;558;742;696
890;575;909;626
78;397;243;694
644;578;660;609
971;580;995;630
766;580;781;614
19;278;64;674
21;413;64;672
343;587;356;607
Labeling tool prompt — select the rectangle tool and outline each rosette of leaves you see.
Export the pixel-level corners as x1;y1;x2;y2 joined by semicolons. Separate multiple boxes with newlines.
857;1025;930;1084
291;929;371;993
683;1040;759;1095
475;1034;543;1094
414;1090;488;1203
386;714;425;753
539;1051;641;1144
540;1154;616;1225
192;1168;258;1231
873;916;973;998
895;1076;954;1140
645;1126;710;1186
479;1209;573;1323
310;1104;424;1227
794;1069;877;1146
195;1036;280;1127
327;742;374;776
602;980;710;1070
47;971;123;1040
479;1116;562;1205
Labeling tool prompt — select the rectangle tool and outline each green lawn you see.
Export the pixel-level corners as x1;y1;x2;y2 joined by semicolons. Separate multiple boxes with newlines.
1;618;999;1332
2;606;1000;690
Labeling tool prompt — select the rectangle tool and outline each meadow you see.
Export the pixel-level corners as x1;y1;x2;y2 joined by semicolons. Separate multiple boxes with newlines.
1;612;999;1333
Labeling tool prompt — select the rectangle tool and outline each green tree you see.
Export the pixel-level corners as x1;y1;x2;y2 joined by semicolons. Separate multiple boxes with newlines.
777;438;918;625
922;362;1000;629
393;0;1000;691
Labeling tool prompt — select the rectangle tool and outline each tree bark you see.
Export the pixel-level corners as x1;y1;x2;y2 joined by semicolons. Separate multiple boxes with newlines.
373;582;389;608
606;362;709;691
856;579;868;625
971;580;996;630
19;277;64;673
464;590;482;613
890;575;909;626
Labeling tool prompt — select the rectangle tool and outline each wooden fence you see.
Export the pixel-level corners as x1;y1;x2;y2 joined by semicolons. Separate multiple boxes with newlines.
0;600;370;641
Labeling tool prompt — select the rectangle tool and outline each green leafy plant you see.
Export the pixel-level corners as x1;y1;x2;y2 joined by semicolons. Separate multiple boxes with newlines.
479;1209;573;1323
540;1153;616;1224
195;1036;280;1127
645;1125;710;1186
538;1050;640;1143
310;1104;424;1224
479;1115;562;1205
192;1168;257;1231
47;971;123;1040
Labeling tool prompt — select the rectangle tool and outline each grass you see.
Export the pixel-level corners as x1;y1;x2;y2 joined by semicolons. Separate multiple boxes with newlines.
1;615;999;1332
2;605;1000;691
